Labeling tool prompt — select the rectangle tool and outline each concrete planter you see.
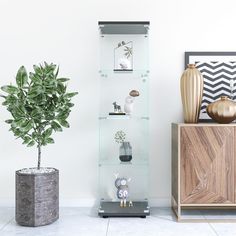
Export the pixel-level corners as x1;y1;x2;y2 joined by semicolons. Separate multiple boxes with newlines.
15;168;59;227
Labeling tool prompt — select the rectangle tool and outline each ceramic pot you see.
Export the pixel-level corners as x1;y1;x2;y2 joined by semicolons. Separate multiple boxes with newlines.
207;96;236;123
119;142;132;162
180;64;204;123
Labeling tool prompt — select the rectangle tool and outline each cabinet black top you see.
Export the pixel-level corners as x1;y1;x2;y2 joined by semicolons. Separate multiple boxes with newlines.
98;21;150;25
98;21;150;35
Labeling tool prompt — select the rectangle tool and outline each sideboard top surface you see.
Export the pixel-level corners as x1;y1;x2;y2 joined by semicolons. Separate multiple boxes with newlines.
172;123;236;127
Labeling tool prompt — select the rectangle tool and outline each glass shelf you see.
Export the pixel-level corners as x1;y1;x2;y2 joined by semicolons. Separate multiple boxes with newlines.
99;159;149;167
99;115;149;120
99;70;149;80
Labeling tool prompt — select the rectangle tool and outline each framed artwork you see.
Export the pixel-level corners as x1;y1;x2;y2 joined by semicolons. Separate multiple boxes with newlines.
114;41;133;71
185;52;236;121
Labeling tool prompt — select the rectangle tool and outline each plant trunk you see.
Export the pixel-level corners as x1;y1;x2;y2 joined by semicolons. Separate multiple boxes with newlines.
37;144;41;169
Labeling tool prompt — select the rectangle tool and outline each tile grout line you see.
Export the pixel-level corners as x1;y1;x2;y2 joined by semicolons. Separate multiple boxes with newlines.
0;217;14;231
201;212;219;236
105;218;110;236
208;222;220;236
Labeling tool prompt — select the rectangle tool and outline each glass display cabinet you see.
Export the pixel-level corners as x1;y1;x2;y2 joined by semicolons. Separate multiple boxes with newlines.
98;21;150;218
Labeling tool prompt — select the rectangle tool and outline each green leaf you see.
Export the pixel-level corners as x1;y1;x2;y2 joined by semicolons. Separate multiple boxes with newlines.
5;95;18;105
15;118;26;127
57;82;66;94
2;101;8;106
11;121;18;128
29;72;42;84
30;109;41;119
16;66;28;88
27;140;35;147
67;103;74;107
55;66;59;77
15;105;26;117
0;94;6;98
58;119;70;128
56;109;70;120
43;128;53;138
31;132;38;139
51;121;62;132
28;86;43;98
22;136;31;144
46;137;54;144
33;65;41;74
13;129;21;137
64;92;78;98
57;78;70;82
21;121;33;132
1;85;18;94
5;119;13;124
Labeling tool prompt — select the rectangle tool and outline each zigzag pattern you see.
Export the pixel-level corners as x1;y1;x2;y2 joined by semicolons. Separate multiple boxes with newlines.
195;61;236;114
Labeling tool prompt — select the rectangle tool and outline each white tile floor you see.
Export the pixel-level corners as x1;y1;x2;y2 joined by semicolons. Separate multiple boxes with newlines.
0;207;235;236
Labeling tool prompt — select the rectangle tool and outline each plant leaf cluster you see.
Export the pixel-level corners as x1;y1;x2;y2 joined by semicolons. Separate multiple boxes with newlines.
114;130;126;144
124;46;132;59
1;62;78;148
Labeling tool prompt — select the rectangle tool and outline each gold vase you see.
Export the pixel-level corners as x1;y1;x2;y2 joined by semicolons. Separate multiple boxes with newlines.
180;64;204;123
207;96;236;124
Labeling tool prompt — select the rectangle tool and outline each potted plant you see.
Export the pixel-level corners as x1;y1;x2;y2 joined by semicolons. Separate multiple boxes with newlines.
114;130;132;162
0;62;78;227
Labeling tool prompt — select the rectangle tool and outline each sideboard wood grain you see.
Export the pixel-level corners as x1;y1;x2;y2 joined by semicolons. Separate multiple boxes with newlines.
172;123;236;221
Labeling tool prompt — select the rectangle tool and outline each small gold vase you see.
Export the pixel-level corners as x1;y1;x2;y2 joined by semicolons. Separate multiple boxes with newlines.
207;96;236;124
180;64;204;123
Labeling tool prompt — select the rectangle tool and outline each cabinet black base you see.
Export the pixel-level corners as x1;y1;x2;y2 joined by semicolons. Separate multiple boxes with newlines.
98;201;150;218
109;113;126;115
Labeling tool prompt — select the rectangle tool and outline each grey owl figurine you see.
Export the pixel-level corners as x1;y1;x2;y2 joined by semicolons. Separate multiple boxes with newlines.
114;174;131;207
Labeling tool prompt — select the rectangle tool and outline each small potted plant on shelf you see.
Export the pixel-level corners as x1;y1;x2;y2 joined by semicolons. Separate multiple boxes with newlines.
115;130;132;162
0;62;78;227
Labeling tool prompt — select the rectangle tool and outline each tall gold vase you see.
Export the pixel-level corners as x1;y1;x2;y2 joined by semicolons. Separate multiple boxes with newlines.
180;64;203;123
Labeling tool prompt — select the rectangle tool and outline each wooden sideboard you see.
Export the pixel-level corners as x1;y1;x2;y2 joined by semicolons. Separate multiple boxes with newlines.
172;123;236;221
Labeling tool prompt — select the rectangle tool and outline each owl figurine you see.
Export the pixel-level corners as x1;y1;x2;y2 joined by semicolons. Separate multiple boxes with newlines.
114;174;131;207
124;96;134;115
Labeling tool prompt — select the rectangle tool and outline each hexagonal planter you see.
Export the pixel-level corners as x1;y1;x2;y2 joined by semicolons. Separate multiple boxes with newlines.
15;168;59;227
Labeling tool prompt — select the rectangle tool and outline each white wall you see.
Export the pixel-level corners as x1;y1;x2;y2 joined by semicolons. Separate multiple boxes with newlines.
0;0;236;207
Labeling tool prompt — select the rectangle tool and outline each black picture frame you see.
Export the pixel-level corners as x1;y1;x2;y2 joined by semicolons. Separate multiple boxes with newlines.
185;52;236;122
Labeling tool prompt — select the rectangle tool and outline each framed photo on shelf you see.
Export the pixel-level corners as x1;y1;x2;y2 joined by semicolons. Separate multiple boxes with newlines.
185;52;236;122
114;41;133;71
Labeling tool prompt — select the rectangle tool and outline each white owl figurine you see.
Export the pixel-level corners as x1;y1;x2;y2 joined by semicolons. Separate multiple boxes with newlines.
124;96;134;115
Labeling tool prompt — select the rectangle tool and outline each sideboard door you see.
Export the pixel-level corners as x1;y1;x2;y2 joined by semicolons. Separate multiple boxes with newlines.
180;126;234;204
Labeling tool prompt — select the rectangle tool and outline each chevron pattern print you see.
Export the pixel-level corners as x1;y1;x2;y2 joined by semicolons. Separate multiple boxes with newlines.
195;61;236;120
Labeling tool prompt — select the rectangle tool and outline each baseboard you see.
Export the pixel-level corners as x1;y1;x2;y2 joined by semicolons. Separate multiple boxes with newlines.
0;198;171;208
60;198;99;207
60;198;170;207
149;198;171;207
0;199;14;207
